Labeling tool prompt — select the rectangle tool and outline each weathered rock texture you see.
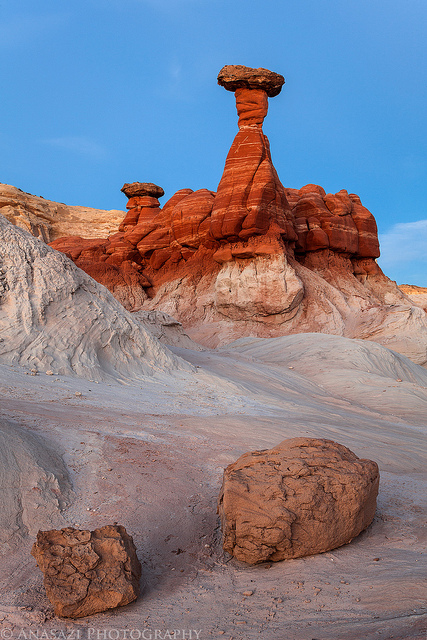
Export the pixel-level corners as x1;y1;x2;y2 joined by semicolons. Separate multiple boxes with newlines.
399;285;427;313
9;66;427;365
0;215;191;381
133;310;204;350
32;525;141;618
217;64;285;97
0;183;125;242
218;437;379;564
121;182;165;199
0;419;72;554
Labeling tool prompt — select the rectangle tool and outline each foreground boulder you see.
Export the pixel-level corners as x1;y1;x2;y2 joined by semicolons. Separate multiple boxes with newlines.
32;525;141;618
218;437;379;564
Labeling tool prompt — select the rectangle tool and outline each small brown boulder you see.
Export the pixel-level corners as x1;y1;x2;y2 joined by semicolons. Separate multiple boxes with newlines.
218;437;379;564
32;525;141;618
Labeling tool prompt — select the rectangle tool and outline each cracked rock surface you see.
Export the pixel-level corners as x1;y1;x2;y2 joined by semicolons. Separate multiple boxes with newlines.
31;525;141;618
218;437;379;564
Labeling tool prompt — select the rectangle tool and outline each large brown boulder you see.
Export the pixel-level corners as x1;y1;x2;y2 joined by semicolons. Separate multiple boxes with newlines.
32;525;142;618
218;437;379;565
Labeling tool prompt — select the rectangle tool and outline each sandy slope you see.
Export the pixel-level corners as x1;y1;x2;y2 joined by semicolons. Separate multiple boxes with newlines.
0;215;190;381
0;333;426;640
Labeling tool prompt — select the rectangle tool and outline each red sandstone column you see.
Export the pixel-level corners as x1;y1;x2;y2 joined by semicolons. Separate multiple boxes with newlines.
210;65;297;243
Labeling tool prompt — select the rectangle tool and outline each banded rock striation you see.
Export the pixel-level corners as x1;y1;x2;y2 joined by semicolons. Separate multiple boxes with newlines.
218;437;379;564
16;65;427;364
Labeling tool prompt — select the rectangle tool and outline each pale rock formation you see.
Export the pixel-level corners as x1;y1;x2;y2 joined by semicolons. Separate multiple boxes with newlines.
0;418;72;554
215;253;303;319
145;255;427;366
399;284;427;312
0;215;191;381
218;437;379;564
0;183;125;242
132;310;204;350
32;525;141;618
227;332;427;393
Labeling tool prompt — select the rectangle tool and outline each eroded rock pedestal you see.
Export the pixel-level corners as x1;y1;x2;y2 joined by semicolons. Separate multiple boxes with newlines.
32;525;141;618
218;437;379;564
46;65;427;364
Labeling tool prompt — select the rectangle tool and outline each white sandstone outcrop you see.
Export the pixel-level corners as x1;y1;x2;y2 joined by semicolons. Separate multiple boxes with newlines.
146;260;427;366
132;309;204;350
0;215;191;381
215;254;304;319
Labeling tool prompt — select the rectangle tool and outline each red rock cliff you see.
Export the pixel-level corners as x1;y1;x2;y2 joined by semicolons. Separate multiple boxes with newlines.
49;65;427;365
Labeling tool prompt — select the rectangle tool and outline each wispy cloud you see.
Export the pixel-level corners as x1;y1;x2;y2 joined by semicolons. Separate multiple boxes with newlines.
43;136;108;160
378;219;427;285
0;12;69;49
167;58;184;97
170;60;182;85
379;219;427;265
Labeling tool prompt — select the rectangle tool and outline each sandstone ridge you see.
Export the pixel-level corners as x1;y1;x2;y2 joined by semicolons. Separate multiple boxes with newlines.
0;183;125;242
399;284;427;313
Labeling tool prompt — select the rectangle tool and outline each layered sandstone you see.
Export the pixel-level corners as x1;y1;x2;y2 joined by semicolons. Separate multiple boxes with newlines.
32;525;141;618
10;65;426;365
218;437;379;564
399;285;427;313
0;183;125;242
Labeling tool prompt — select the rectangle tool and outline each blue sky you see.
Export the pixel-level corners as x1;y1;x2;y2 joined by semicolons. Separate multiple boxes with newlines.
1;0;426;285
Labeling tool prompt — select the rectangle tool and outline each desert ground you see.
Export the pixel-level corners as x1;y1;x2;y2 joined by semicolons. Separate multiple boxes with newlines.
0;332;426;640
